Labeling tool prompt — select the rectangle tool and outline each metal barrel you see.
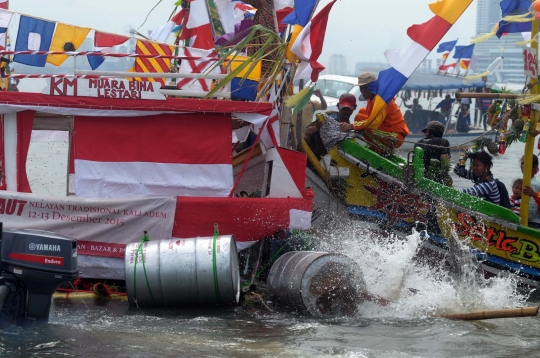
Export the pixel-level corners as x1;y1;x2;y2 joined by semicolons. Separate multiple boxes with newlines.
125;235;240;307
267;251;366;317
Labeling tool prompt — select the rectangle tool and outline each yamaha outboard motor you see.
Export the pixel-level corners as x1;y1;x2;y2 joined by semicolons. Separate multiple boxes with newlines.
0;226;78;325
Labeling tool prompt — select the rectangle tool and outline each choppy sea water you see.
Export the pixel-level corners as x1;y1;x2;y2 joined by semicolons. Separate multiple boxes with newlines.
4;130;540;357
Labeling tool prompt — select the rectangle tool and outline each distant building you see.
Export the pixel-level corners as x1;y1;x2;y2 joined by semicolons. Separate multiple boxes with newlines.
328;54;347;76
354;61;388;75
472;0;525;85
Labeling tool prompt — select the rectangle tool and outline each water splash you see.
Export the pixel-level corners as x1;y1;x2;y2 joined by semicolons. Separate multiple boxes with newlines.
316;224;531;320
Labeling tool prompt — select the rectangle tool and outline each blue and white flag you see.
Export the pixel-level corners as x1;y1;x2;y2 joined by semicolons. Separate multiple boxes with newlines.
14;16;55;67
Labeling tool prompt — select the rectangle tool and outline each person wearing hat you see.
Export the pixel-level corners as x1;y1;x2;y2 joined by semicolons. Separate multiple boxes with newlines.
304;93;357;159
414;121;450;183
340;72;410;153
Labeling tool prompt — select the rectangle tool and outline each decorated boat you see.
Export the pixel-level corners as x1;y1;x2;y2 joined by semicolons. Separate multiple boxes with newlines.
300;0;540;287
0;1;324;280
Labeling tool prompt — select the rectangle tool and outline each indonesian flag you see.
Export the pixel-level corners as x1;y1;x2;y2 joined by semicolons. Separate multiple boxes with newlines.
73;113;233;198
290;0;337;82
439;62;457;71
460;59;470;70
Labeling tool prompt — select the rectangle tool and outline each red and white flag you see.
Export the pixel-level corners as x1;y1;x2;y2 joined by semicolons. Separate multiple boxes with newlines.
73;114;233;198
180;0;214;49
290;0;337;82
439;62;457;71
150;9;185;43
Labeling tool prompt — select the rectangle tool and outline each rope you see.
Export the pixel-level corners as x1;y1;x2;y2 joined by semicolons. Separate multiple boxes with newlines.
133;231;154;308
212;225;221;302
356;115;507;151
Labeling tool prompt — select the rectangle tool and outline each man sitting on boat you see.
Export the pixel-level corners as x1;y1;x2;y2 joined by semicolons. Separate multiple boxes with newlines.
434;94;455;124
339;72;410;153
304;93;357;159
454;151;501;205
414;121;451;185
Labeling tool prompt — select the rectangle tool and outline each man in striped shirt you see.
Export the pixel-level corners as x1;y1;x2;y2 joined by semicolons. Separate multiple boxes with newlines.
454;151;500;205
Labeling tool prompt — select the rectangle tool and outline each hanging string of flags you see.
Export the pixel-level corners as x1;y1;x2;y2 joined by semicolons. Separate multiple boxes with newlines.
0;8;209;74
0;50;219;61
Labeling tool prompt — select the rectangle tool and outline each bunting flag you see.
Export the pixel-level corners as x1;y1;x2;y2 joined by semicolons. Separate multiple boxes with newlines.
283;0;318;27
14;16;56;67
452;44;474;59
229;55;261;101
0;1;7;10
496;0;531;38
290;0;337;82
439;62;457;71
47;23;91;66
150;9;185;43
0;9;13;50
87;32;130;70
274;0;294;32
180;0;214;49
436;39;457;52
131;40;175;86
460;59;470;70
357;0;472;130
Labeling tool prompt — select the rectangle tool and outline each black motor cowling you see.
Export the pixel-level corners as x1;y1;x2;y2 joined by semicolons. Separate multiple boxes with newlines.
0;225;78;325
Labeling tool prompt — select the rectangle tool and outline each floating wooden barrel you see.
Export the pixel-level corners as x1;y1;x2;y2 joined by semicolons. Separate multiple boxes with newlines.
267;251;366;316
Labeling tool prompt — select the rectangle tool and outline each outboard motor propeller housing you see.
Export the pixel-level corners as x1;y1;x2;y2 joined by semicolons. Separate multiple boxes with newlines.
0;226;78;325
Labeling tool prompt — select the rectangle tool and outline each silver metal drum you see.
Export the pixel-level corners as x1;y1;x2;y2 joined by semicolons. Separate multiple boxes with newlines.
267;251;366;316
125;235;240;307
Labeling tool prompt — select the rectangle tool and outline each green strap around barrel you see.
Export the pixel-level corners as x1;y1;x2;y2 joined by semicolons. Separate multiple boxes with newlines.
212;225;221;302
133;231;155;306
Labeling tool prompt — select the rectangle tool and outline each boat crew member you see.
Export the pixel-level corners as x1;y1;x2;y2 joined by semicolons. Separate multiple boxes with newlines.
299;88;327;138
403;98;424;133
339;72;410;153
456;104;471;133
434;94;455;124
304;93;357;159
414;121;450;184
454;151;500;205
474;76;489;128
520;155;540;229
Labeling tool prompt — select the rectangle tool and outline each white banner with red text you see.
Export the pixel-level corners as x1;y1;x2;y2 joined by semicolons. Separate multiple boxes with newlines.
0;191;176;259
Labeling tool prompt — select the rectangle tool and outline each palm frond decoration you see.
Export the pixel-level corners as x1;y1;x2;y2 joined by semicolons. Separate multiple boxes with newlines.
203;25;288;101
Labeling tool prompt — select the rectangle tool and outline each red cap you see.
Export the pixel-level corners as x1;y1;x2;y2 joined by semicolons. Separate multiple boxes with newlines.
339;93;357;109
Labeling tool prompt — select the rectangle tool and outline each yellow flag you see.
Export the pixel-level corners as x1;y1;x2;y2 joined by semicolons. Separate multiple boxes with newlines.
229;55;261;81
47;23;91;66
286;25;303;64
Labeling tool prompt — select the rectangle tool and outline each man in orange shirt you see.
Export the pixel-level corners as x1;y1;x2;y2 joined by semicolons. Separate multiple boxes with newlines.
340;72;410;153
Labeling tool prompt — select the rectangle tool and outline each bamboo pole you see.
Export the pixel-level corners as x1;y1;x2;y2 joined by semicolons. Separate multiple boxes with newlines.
456;93;519;99
439;306;538;321
521;5;539;226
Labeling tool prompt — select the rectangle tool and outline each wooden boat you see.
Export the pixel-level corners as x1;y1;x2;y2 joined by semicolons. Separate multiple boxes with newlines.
301;138;540;288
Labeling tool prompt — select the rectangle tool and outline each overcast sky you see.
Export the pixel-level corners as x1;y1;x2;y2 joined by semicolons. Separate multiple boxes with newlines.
10;0;478;73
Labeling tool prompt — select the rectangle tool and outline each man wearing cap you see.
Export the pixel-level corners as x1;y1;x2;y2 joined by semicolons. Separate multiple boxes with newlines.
339;72;410;153
304;93;357;159
414;121;451;183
